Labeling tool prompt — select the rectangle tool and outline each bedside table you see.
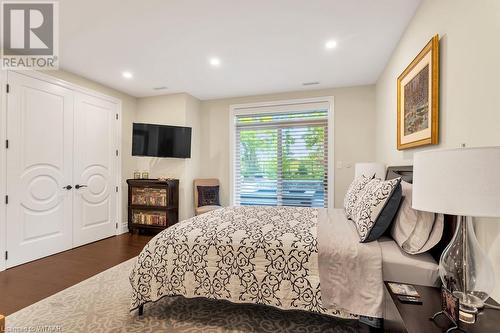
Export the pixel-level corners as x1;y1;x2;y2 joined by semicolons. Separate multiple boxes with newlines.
384;282;500;333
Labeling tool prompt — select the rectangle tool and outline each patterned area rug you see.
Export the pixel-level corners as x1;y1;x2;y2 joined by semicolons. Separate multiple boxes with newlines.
7;258;368;333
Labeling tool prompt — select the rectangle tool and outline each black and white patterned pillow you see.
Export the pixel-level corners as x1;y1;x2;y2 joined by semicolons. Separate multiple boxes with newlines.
344;175;372;219
351;177;402;242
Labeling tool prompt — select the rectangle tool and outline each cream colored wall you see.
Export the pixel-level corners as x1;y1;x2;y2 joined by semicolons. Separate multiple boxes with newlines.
30;71;203;224
135;93;201;220
185;94;202;214
44;70;137;227
374;0;500;300
199;86;376;209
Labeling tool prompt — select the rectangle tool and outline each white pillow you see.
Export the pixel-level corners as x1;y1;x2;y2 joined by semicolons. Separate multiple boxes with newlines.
390;181;444;254
417;213;444;254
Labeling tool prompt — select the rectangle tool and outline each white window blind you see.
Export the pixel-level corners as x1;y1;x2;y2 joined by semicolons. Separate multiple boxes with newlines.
234;106;329;208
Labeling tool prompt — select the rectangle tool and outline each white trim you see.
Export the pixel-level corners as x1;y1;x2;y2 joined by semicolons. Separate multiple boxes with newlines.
118;222;129;235
0;69;123;270
228;109;236;206
229;96;335;209
11;70;121;104
0;70;6;271
115;100;123;236
230;96;333;111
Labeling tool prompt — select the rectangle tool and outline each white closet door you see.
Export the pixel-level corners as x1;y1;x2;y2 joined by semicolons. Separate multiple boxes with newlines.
72;92;117;247
6;72;74;268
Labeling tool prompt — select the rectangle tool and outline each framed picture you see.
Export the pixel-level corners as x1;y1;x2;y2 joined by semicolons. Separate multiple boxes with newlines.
441;287;460;325
397;34;439;150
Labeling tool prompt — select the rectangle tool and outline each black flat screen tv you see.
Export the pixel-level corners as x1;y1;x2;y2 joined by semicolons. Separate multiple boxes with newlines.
132;123;192;158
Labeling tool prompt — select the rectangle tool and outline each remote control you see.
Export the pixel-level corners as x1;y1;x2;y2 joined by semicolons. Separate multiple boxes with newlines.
397;295;423;304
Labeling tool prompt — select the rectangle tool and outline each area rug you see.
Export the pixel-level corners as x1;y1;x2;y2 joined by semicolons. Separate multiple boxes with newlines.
7;258;367;333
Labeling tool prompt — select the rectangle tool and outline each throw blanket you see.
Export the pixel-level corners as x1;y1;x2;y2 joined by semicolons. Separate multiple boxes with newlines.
130;206;382;319
318;209;384;318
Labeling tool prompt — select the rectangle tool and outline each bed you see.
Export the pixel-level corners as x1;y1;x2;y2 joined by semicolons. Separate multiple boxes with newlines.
130;206;367;319
379;236;439;286
129;166;454;327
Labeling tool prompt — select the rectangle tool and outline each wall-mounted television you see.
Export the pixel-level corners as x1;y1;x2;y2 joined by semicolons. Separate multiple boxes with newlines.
132;123;192;158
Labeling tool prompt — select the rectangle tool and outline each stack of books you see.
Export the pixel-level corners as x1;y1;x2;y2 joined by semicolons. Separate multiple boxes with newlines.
133;211;167;226
131;188;167;206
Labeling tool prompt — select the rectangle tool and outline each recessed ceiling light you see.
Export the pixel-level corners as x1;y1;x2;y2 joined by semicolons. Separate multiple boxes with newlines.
122;71;133;79
325;40;337;50
209;57;221;67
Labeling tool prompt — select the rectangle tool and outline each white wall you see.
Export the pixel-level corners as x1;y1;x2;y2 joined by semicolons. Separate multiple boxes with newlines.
199;85;376;209
375;0;500;300
135;93;201;220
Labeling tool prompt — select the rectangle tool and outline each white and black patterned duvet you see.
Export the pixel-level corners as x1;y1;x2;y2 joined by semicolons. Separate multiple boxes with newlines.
130;206;356;319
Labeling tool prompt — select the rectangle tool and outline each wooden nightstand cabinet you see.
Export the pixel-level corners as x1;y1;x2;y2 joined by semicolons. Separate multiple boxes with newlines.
127;179;179;234
384;282;500;333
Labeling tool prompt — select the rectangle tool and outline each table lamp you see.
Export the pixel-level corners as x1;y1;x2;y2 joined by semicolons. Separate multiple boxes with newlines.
413;147;500;310
354;162;386;179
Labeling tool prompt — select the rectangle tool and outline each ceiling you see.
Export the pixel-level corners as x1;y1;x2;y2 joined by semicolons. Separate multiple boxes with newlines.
59;0;421;100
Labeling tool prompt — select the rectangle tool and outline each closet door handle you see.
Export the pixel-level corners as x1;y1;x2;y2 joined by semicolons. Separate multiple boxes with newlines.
63;185;73;190
75;184;87;189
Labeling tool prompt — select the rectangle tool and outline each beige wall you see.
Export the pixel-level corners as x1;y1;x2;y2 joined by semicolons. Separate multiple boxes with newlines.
374;0;500;300
38;72;376;219
135;93;201;220
199;86;376;209
33;71;204;224
44;70;137;227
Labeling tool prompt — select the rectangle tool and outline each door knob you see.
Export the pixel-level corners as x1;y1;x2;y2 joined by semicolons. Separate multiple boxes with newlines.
63;185;73;190
75;184;87;189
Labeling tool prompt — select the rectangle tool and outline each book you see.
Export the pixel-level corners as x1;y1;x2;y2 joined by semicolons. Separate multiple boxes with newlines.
388;282;420;297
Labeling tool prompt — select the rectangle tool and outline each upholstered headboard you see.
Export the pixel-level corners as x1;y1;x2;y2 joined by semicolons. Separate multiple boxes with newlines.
385;166;455;262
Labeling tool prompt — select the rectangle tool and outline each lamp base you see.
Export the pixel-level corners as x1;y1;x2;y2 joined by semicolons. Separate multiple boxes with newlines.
439;216;495;313
453;291;485;310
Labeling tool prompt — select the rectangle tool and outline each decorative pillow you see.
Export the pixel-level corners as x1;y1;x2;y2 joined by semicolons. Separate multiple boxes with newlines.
351;177;402;242
344;175;372;219
391;181;444;254
197;186;220;207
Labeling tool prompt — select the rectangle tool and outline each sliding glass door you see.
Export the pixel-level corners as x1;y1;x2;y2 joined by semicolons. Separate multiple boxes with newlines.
234;107;329;208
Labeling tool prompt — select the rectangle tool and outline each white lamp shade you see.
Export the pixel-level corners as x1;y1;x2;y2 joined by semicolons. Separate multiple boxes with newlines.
354;162;386;179
413;147;500;217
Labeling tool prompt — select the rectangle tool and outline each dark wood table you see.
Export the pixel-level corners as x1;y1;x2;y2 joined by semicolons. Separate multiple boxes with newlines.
384;282;500;333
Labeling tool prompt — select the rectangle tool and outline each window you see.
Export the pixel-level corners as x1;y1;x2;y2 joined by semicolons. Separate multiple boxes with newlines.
231;99;331;208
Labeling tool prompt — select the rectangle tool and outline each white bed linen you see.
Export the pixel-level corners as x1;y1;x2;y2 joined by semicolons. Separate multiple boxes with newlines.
318;209;384;318
379;236;440;287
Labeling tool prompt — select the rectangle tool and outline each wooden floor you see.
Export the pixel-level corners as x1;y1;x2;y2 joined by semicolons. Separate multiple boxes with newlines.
0;233;152;316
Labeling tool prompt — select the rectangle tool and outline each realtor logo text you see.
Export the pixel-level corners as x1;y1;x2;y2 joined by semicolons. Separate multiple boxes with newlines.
1;1;59;69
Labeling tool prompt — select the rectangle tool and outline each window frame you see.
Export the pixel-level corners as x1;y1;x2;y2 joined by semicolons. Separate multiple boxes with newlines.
229;97;334;208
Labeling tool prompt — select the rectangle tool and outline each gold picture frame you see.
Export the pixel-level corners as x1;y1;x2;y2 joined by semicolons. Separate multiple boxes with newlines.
397;34;439;150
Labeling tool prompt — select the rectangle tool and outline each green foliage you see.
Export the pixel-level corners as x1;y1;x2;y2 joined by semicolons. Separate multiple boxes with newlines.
239;126;325;181
239;129;277;179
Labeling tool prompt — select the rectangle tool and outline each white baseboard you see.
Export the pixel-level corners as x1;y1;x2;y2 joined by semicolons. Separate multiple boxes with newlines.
118;222;129;235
